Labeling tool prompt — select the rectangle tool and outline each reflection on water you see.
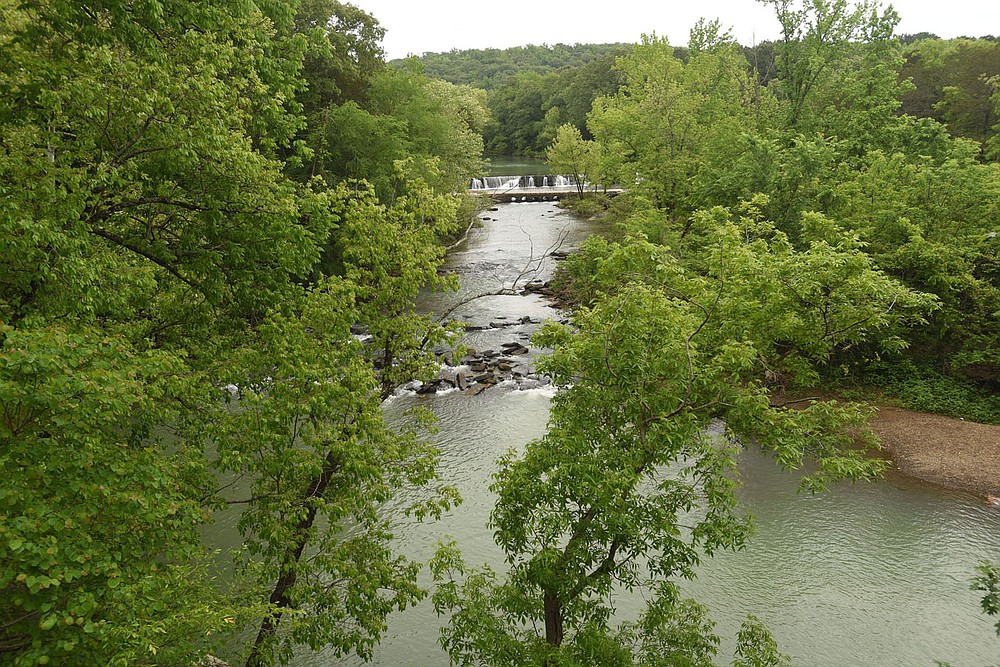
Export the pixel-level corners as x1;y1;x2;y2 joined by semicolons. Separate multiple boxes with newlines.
484;156;551;176
296;202;1000;667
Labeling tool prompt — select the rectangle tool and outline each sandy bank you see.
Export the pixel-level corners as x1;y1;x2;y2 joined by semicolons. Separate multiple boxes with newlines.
872;406;1000;497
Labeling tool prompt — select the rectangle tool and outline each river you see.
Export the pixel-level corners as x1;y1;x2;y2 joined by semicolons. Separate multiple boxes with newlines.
298;201;1000;667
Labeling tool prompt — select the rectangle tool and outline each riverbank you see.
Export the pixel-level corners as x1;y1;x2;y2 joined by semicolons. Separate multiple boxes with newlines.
872;406;1000;497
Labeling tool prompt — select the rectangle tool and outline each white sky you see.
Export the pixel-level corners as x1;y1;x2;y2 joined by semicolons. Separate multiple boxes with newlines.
351;0;1000;61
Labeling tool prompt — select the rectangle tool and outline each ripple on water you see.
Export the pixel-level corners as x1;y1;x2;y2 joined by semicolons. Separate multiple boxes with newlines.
303;203;1000;667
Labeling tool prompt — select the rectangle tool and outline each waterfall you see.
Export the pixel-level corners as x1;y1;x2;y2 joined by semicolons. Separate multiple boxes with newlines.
469;176;524;190
467;174;586;191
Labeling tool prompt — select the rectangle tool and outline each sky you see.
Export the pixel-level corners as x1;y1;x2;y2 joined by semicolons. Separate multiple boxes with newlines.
350;0;1000;61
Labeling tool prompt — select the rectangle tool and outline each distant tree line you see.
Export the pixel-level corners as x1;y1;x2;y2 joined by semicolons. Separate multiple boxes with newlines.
393;42;632;90
408;33;1000;161
899;36;1000;158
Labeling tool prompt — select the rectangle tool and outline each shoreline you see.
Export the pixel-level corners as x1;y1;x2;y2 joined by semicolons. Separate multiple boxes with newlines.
871;405;1000;498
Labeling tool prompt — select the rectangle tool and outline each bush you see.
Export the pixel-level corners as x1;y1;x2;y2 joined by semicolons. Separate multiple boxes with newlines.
860;358;1000;424
558;194;609;218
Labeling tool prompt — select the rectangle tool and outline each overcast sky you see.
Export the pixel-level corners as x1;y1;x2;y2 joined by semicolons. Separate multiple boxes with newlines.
351;0;999;61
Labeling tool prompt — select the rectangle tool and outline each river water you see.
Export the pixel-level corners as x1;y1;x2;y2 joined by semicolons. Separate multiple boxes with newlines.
300;201;1000;667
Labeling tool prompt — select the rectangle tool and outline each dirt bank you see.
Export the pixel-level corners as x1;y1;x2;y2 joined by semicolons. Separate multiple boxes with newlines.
872;406;1000;496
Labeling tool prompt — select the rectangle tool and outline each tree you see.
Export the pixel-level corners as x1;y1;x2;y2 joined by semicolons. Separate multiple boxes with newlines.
546;124;599;197
986;73;1000;160
485;72;549;155
294;0;387;112
762;0;905;139
331;163;466;400
0;0;331;663
0;325;241;665
212;165;466;667
431;199;931;666
307;61;488;198
588;34;769;225
0;1;481;665
901;38;1000;158
212;276;457;667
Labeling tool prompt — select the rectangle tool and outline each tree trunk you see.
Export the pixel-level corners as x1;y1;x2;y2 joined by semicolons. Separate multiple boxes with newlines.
543;591;564;647
244;450;340;667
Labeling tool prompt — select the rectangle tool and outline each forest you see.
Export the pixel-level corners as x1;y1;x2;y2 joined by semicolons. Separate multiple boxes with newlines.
411;30;1000;163
0;0;998;666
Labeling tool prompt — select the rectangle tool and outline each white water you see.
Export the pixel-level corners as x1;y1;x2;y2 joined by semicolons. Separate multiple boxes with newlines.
468;174;580;191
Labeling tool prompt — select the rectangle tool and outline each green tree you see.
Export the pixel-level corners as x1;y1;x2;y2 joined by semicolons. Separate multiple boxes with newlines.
213;275;457;667
588;34;767;227
546;124;599;197
986;73;1000;159
309;61;487;197
213;163;465;667
901;38;1000;158
820;144;1000;380
0;325;242;665
294;0;387;111
763;0;904;139
0;1;480;665
0;0;331;663
431;199;931;666
485;72;549;155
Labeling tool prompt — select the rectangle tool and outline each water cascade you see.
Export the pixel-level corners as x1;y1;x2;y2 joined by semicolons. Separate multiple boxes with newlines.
467;174;579;191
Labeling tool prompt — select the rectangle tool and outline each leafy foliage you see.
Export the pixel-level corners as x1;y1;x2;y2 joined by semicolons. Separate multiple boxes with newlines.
545;125;601;196
972;562;1000;636
0;1;480;665
211;276;456;666
0;325;238;666
403;43;631;91
858;359;1000;423
900;37;1000;158
431;192;921;663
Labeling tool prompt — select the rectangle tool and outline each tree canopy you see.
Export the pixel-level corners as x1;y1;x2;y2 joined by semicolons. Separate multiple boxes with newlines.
3;0;999;666
0;1;478;665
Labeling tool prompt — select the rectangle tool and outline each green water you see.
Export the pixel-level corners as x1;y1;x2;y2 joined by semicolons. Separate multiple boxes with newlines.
267;201;1000;667
485;155;550;176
